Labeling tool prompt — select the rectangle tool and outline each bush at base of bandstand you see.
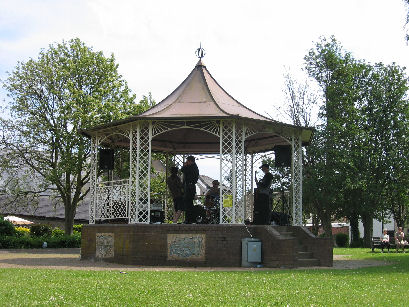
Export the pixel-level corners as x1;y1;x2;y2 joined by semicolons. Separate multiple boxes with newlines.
0;232;81;249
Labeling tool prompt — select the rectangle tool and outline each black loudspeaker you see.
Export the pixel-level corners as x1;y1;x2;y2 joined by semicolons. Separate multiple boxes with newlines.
150;210;165;223
274;145;291;167
99;149;114;170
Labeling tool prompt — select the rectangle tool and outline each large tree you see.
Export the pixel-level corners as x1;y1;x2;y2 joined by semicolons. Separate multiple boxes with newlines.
360;63;409;230
304;36;409;246
303;36;366;239
404;0;409;41
0;38;152;234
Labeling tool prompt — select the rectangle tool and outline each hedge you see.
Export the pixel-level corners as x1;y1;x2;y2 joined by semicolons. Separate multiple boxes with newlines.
0;233;81;249
335;233;349;247
0;217;16;236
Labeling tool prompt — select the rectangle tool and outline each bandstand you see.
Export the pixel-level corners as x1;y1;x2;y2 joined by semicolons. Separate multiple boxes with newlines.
80;53;332;268
82;58;312;226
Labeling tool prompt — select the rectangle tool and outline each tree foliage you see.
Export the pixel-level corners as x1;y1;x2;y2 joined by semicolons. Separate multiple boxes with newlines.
0;38;152;234
281;70;319;127
303;36;363;239
299;36;409;245
404;0;409;41
362;63;409;228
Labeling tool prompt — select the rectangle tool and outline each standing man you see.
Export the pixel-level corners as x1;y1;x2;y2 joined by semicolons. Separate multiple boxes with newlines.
181;156;199;224
166;166;184;223
253;163;273;225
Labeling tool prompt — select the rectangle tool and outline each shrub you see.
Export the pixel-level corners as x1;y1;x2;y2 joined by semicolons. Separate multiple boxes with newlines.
73;224;83;233
0;235;43;249
52;227;65;237
0;217;16;236
45;233;81;248
0;236;17;248
30;224;52;237
0;233;81;249
19;236;43;248
335;233;349;247
15;227;30;236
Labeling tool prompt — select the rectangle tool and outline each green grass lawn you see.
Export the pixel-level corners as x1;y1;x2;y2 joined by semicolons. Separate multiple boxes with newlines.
1;248;408;306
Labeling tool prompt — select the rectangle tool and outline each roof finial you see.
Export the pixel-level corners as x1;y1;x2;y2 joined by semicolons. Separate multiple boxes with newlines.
195;43;206;59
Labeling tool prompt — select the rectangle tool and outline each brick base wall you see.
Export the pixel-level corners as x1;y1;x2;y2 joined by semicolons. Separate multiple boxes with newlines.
81;224;332;268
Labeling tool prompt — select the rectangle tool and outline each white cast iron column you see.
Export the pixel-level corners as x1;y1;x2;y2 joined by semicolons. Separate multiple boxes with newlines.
89;134;99;224
130;121;152;223
291;131;303;226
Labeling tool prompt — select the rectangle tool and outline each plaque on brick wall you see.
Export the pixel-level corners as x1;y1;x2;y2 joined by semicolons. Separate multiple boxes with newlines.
96;233;114;258
167;234;205;261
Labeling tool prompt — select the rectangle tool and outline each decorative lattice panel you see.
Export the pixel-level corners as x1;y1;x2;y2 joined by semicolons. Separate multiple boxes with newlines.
243;124;257;221
89;135;98;224
291;132;303;226
130;122;151;223
173;155;185;168
162;154;185;222
233;124;245;223
245;126;257;139
152;120;220;137
282;191;292;223
95;180;129;219
129;126;137;222
191;121;220;136
244;154;254;222
220;121;233;223
219;121;245;223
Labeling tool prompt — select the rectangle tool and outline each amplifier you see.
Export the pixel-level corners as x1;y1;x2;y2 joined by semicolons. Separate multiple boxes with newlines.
150;210;164;223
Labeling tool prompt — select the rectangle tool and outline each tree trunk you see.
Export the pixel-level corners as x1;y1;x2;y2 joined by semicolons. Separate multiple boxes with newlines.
349;214;360;245
361;213;373;248
311;214;319;236
319;210;333;242
393;203;404;228
64;201;76;235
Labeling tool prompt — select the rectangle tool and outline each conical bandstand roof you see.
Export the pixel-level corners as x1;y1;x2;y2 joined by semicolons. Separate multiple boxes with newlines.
139;59;271;121
82;59;313;154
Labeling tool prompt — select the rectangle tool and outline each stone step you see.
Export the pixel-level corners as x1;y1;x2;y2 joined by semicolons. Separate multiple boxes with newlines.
297;258;320;267
297;251;313;259
296;245;309;253
273;226;291;233
278;231;294;238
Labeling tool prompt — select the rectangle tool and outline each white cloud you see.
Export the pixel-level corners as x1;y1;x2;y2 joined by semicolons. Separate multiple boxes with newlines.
1;0;408;178
1;0;408;117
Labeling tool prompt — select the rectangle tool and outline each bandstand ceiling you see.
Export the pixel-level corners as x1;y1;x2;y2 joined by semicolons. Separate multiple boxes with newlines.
81;59;313;154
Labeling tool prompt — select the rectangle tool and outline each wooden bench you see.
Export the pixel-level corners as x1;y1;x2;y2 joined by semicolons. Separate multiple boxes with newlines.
371;236;409;252
371;237;392;252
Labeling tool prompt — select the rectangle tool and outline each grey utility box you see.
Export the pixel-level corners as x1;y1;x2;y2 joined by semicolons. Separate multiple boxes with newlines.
241;238;262;267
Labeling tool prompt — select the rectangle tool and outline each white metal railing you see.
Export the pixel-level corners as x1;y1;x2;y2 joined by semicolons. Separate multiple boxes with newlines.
95;179;167;222
96;179;129;220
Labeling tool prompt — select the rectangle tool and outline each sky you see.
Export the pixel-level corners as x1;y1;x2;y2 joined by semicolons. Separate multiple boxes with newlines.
1;0;408;179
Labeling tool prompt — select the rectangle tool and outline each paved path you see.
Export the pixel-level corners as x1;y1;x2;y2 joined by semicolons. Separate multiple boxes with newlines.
0;249;389;271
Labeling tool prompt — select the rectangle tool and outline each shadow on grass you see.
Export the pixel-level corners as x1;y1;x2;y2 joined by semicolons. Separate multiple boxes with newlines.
0;248;126;270
0;248;80;254
0;247;407;273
